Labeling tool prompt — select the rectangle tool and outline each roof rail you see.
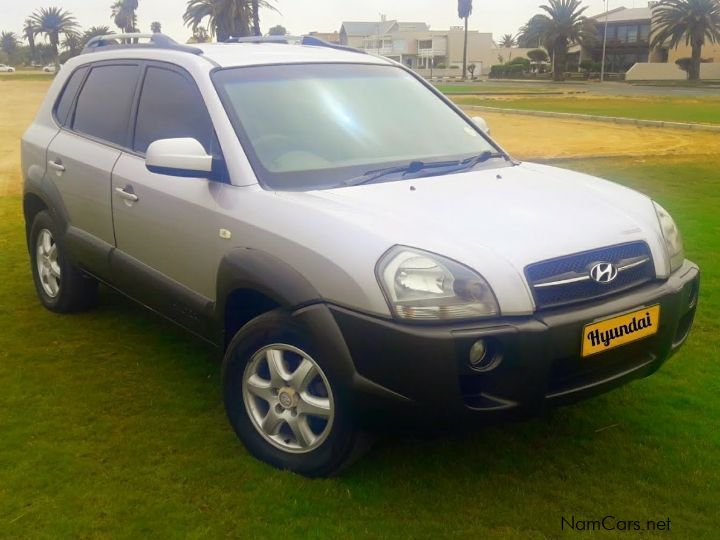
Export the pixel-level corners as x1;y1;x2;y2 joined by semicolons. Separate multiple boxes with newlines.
300;35;367;54
225;35;289;44
223;35;366;54
81;33;203;55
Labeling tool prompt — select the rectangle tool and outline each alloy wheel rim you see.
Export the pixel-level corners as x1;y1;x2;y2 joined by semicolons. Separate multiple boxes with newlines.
36;229;61;298
242;343;335;453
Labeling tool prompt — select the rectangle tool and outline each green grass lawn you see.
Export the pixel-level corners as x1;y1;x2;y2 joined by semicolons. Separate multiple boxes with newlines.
1;157;718;538
0;72;56;82
434;84;572;95
452;95;720;125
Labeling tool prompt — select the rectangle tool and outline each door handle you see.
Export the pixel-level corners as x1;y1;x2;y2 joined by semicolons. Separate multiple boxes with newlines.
48;159;65;173
115;186;139;202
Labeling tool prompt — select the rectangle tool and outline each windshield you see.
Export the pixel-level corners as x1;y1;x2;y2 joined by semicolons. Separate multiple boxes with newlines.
213;63;504;190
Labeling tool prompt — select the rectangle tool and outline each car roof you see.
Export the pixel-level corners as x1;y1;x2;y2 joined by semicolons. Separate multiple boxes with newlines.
70;41;393;71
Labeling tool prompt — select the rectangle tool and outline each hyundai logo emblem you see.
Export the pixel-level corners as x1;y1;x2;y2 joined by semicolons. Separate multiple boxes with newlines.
589;262;618;284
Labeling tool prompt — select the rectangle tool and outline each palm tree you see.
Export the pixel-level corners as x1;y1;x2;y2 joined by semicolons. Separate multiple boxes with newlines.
184;0;275;41
23;20;37;63
499;33;517;48
61;32;82;55
111;0;139;34
251;0;260;36
651;0;720;80
521;0;592;81
81;26;114;47
457;0;473;79
151;21;162;33
0;31;20;58
517;14;551;48
29;7;79;64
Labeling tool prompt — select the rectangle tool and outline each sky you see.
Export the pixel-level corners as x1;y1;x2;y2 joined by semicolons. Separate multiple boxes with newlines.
1;0;638;43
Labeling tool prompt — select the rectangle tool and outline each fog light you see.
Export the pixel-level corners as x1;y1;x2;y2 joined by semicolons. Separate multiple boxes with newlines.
469;339;488;367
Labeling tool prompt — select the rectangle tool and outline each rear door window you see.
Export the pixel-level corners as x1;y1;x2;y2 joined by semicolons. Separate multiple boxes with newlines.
54;66;88;126
72;64;140;146
132;66;214;154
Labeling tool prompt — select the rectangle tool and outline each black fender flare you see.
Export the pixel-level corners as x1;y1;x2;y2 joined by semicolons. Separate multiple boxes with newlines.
215;247;323;321
216;247;322;308
23;182;69;237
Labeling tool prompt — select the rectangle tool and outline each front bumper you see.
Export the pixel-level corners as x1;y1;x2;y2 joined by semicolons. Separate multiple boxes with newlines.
293;261;699;426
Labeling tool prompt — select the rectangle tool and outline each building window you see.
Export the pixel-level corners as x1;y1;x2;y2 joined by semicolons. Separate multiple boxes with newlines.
418;39;432;50
627;26;638;43
616;26;628;42
639;24;650;42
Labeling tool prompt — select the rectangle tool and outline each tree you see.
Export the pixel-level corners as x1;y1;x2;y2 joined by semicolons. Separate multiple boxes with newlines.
61;31;82;55
517;14;550;48
151;21;162;33
0;31;20;59
457;0;473;79
188;27;210;43
23;19;37;63
29;7;79;64
519;0;593;81
251;0;260;36
499;33;516;47
184;0;276;41
467;63;476;78
111;0;139;34
83;25;113;44
651;0;720;81
268;24;287;36
527;48;549;63
34;43;57;64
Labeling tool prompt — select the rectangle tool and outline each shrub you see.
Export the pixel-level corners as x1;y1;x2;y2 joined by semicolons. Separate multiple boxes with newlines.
507;57;531;68
489;64;506;78
579;59;594;73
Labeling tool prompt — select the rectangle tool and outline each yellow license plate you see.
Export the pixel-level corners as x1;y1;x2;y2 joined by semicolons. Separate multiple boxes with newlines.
582;304;661;357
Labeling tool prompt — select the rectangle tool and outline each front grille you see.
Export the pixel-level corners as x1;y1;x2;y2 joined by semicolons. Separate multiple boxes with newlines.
525;242;655;310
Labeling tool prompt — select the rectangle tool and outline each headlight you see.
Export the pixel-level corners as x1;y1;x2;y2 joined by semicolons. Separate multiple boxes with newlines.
653;201;684;273
376;246;499;321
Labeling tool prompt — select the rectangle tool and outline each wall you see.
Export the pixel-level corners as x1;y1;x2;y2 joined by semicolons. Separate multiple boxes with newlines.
668;42;720;63
626;61;720;80
625;62;686;80
700;63;720;80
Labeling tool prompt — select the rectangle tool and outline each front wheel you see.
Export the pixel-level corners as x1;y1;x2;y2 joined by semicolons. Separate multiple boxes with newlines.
222;310;368;477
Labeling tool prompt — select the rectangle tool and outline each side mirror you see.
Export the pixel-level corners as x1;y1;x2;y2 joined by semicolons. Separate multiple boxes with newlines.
472;116;491;135
145;138;213;178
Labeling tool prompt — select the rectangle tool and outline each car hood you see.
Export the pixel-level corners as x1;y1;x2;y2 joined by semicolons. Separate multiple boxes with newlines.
273;162;667;315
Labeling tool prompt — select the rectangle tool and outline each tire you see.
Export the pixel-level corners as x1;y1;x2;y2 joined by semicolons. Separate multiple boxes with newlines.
29;210;98;313
222;309;369;477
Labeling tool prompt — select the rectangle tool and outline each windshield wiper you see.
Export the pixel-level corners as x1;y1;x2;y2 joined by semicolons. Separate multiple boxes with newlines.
449;151;507;174
343;159;460;187
342;151;508;188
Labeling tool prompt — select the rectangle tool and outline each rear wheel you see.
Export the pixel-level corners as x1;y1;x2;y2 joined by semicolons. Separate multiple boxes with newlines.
223;310;368;476
29;210;97;313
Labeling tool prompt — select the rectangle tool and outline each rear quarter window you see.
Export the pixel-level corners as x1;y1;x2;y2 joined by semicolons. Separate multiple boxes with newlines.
54;66;88;126
72;64;140;146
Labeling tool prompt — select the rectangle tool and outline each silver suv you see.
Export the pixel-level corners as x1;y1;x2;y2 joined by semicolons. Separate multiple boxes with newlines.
22;34;699;476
